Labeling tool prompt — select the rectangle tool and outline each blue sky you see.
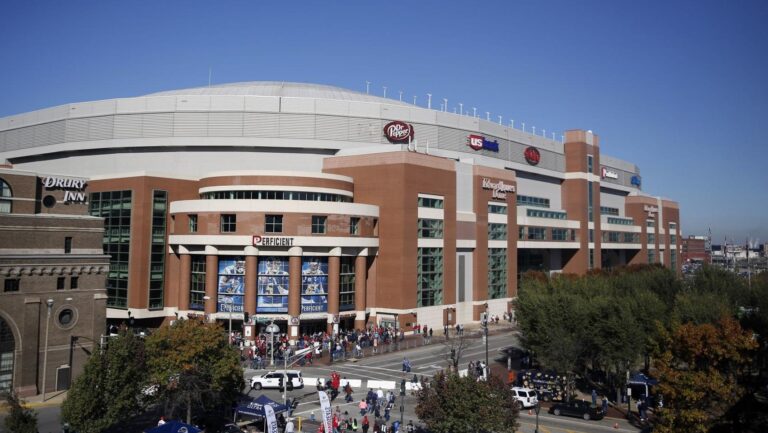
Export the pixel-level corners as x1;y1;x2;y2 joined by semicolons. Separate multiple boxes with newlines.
1;0;766;244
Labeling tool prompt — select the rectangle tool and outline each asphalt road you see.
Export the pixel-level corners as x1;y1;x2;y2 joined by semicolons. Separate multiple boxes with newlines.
2;328;643;433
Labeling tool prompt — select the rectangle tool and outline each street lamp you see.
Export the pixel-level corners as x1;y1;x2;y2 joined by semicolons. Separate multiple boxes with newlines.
534;401;541;433
42;298;54;401
224;296;234;341
266;322;280;367
483;304;489;379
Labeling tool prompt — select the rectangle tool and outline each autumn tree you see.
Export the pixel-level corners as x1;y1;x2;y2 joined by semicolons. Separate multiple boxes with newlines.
61;328;147;433
652;316;758;433
415;371;519;433
144;317;244;424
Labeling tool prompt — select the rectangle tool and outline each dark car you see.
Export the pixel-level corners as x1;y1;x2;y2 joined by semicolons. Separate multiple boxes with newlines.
549;400;605;421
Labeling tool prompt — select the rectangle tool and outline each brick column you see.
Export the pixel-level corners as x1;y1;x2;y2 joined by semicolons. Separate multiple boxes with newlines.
205;255;218;315
178;253;191;311
327;254;340;335
354;254;367;330
245;255;257;316
288;251;302;339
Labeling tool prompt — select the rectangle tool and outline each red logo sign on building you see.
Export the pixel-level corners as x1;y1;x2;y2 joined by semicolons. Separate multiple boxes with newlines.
524;147;541;165
468;134;484;150
383;121;414;143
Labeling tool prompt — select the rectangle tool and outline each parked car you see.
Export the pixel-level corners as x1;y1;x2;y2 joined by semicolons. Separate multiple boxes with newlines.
250;370;304;391
511;386;539;409
549;400;605;420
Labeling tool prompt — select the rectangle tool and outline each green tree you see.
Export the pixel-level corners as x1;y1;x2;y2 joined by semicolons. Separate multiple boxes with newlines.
652;316;758;433
415;371;519;433
61;329;147;433
2;391;38;433
144;317;244;424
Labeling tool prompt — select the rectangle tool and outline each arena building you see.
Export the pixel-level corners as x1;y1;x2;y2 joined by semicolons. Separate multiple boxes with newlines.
0;81;681;342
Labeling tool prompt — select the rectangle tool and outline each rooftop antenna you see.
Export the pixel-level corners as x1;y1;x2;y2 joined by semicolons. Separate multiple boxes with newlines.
552;132;555;140
443;98;448;112
366;81;371;94
413;95;417;105
542;129;546;137
459;102;463;115
208;67;212;88
510;120;514;129
427;94;432;109
498;115;502;125
486;111;490;121
399;90;403;101
472;107;477;117
522;122;525;132
532;126;536;135
383;86;387;98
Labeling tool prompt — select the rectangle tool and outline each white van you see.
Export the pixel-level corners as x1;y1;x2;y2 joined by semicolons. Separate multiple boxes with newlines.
250;370;304;391
511;386;539;409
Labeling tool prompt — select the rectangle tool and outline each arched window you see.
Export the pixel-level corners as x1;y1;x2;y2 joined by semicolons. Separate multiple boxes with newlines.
0;179;11;213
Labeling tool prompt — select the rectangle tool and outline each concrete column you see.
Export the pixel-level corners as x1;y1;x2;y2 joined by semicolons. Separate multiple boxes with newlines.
178;253;191;311
354;254;367;330
327;254;341;335
205;255;218;315
244;255;257;317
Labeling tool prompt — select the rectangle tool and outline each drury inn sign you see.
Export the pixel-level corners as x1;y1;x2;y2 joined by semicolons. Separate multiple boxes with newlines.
41;176;88;203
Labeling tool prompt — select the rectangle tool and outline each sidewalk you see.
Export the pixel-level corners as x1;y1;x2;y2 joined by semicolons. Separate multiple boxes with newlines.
0;389;67;412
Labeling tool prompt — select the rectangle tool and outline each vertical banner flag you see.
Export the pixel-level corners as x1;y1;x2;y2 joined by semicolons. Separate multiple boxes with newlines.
319;390;333;433
265;404;278;433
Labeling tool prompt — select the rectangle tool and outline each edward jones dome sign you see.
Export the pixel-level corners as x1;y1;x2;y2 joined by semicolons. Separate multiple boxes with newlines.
383;121;414;143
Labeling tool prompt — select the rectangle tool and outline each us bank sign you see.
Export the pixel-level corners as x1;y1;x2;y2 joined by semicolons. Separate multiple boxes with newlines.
482;178;516;200
41;176;88;203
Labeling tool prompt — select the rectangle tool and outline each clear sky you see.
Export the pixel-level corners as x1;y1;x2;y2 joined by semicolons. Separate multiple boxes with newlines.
1;0;766;245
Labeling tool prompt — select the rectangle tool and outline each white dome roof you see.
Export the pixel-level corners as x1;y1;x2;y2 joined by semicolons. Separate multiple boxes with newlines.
147;81;410;105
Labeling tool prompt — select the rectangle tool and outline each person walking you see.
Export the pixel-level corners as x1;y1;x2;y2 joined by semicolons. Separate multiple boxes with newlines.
359;399;368;417
362;415;370;433
405;420;415;433
345;382;354;403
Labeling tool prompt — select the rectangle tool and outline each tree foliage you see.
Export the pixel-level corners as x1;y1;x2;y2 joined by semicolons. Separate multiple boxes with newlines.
415;371;519;433
652;316;758;433
3;391;38;433
144;317;244;424
61;329;147;433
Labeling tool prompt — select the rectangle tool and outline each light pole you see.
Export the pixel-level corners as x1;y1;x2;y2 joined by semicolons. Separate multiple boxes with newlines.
534;401;541;433
483;304;489;379
266;322;280;367
225;296;234;341
41;298;54;401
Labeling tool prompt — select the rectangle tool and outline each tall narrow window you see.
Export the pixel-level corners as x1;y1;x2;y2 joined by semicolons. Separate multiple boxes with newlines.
3;279;19;292
64;237;72;254
418;219;444;239
339;257;356;311
0;179;11;213
70;276;78;289
89;190;132;308
350;217;360;236
189;256;206;311
488;248;507;299
312;216;327;234
149;191;167;309
57;277;65;290
417;248;443;307
188;214;198;233
220;214;236;233
488;223;508;240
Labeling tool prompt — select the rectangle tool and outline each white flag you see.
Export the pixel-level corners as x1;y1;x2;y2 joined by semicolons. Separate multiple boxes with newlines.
265;404;278;433
318;390;333;433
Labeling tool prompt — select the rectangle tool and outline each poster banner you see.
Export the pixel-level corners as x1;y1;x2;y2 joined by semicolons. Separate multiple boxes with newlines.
318;390;333;433
218;258;244;313
265;404;278;433
257;257;290;313
301;257;328;313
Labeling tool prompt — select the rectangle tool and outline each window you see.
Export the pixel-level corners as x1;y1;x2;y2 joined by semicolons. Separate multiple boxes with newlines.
189;215;198;233
339;257;355;311
201;190;352;202
588;182;594;222
587;155;594;173
671;250;677;269
589;249;594;270
600;206;619;216
623;232;640;243
312;216;327;234
648;233;656;245
189;255;206;311
350;217;360;236
220;214;236;233
669;222;677;230
516;195;550;208
418;219;444;239
648;249;656;264
417;248;443;307
58;309;75;327
89;190;132;308
670;234;677;245
0;179;11;213
70;276;78;289
417;196;444;209
488;204;508;215
526;209;567;220
266;215;283;233
57;277;65;290
3;279;19;292
647;220;656;228
607;217;634;226
64;237;72;254
526;227;546;240
488;223;507;241
488;248;507;299
148;191;167;310
552;228;569;241
589;229;594;243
